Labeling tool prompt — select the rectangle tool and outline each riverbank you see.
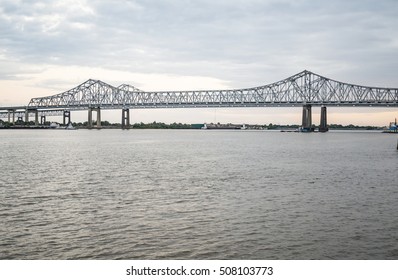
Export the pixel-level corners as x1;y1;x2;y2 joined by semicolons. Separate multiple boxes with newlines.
0;120;387;130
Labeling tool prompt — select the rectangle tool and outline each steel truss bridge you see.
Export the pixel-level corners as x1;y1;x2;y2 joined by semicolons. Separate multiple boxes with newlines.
1;70;397;130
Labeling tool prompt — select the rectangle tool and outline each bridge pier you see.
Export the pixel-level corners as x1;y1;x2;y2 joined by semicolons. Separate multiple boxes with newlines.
121;108;130;128
301;105;329;132
63;110;71;125
24;109;39;125
301;104;313;132
88;108;92;127
25;110;29;124
88;107;101;128
319;105;328;132
7;109;15;124
35;110;39;126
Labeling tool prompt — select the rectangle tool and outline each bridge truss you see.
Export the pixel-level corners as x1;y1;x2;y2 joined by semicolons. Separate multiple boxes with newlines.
1;70;397;128
23;70;398;110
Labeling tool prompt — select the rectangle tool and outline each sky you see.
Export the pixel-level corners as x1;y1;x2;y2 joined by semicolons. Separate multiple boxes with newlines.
0;0;397;125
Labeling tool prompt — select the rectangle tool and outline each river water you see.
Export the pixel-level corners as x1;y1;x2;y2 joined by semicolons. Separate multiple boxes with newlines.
0;129;397;259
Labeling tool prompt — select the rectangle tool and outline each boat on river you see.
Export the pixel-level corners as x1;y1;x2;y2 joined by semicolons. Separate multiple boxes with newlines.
201;123;244;130
383;119;398;133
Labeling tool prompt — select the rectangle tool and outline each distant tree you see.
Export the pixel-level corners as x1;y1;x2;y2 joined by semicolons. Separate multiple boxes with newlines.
267;123;278;129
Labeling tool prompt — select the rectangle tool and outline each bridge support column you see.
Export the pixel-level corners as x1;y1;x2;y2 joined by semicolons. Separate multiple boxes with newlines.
63;110;71;125
88;107;93;128
301;104;313;132
96;107;101;128
34;110;39;126
7;109;15;124
25;110;29;124
41;115;46;125
122;108;130;128
319;105;328;132
25;109;38;125
88;107;101;128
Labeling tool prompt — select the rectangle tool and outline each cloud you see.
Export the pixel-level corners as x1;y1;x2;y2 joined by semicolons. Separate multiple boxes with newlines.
0;0;92;65
1;0;397;85
1;0;397;125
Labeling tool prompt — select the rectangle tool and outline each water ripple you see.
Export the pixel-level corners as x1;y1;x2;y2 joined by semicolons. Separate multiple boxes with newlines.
0;130;397;259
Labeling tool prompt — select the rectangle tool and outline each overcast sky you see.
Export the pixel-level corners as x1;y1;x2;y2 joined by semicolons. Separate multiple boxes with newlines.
1;0;397;125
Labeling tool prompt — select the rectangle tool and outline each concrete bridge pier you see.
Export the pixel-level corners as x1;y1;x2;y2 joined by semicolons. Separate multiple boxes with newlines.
319;105;328;132
34;110;39;126
24;109;39;125
7;109;15;124
40;115;46;125
25;110;29;124
88;107;101;128
63;110;71;125
301;104;313;132
96;107;101;128
121;108;130;128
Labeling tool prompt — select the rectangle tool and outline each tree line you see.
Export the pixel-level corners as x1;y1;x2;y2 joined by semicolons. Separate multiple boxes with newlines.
0;119;384;130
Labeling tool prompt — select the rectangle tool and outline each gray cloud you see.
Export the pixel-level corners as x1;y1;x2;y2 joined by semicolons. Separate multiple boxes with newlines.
1;0;397;87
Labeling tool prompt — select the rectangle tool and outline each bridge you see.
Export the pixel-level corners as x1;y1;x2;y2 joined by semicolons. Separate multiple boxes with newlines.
1;70;397;131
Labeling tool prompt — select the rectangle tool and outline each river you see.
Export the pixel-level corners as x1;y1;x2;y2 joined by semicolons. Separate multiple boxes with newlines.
0;129;397;259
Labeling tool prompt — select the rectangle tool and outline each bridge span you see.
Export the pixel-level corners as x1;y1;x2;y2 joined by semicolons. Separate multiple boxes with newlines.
1;70;397;130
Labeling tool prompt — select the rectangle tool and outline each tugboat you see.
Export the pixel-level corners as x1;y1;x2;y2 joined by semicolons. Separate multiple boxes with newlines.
383;119;398;133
